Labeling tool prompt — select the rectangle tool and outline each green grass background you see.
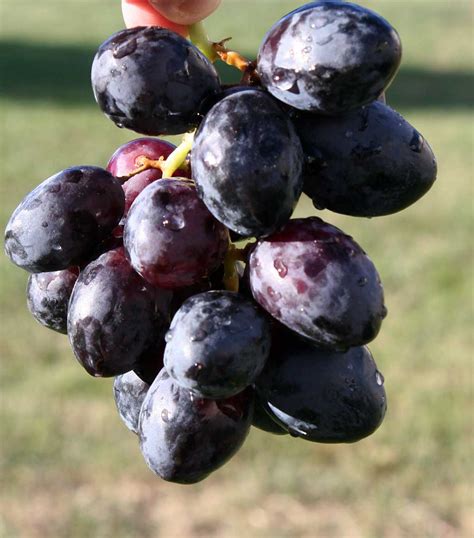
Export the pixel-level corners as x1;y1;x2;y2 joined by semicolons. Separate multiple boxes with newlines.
0;1;472;536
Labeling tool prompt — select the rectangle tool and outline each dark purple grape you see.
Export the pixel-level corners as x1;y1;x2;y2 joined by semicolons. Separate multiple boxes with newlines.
133;340;166;386
133;276;223;384
252;393;288;436
139;369;253;484
91;27;220;135
294;101;437;216
67;247;172;377
257;1;401;114
4;167;124;273
255;335;387;443
26;267;79;334
124;178;229;289
249;217;386;350
191;89;304;237
164;291;271;399
113;371;150;434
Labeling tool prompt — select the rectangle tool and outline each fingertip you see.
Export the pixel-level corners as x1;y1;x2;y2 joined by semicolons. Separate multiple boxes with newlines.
121;0;188;36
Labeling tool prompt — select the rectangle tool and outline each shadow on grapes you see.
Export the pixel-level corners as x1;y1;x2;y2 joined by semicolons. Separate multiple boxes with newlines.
0;39;473;110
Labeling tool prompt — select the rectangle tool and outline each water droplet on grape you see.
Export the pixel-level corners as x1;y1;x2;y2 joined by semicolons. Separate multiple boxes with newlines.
274;259;288;278
409;130;424;153
165;330;173;343
162;214;185;231
357;277;368;287
272;68;296;91
161;409;170;422
375;371;384;386
267;286;282;300
345;130;353;138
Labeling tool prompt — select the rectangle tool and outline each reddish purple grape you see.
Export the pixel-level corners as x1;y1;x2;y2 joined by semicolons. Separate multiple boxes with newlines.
249;217;386;350
4;166;125;273
67;247;172;377
124;179;229;289
139;369;253;484
107;138;190;216
26;267;80;334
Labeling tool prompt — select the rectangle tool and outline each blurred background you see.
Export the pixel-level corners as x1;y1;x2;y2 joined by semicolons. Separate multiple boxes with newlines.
0;1;472;536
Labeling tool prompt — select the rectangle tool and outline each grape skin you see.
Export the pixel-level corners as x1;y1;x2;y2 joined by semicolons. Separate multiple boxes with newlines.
256;336;386;442
91;27;220;135
139;369;253;484
249;217;386;350
258;1;401;114
192;89;304;237
294;101;438;216
124;179;229;289
164;291;271;399
26;267;79;334
67;247;172;377
252;393;288;436
114;371;150;434
4;166;124;273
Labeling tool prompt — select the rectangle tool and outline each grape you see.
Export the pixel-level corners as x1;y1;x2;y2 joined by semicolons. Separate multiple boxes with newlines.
133;278;220;384
139;369;253;484
249;217;386;350
67;247;172;377
252;393;288;436
124;178;229;289
26;267;79;334
192;89;304;237
107;137;190;216
164;291;271;399
113;371;150;434
256;336;387;443
149;0;221;25
91;27;220;135
121;0;188;36
4;166;124;273
294;101;437;216
257;1;401;114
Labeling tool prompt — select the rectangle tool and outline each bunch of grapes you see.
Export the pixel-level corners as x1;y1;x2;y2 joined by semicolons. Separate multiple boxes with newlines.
4;0;437;484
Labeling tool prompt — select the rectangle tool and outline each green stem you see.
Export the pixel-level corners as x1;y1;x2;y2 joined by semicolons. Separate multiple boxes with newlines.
223;245;240;293
188;21;217;62
161;132;195;179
